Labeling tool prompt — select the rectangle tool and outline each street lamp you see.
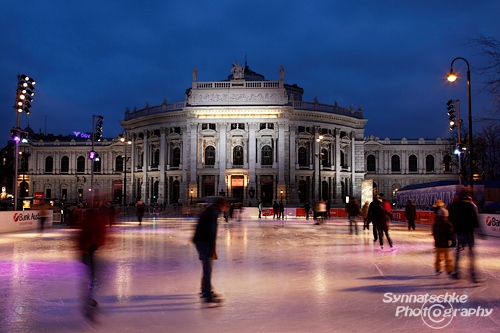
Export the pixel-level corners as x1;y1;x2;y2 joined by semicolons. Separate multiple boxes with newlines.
447;57;473;188
190;189;193;204
119;135;132;206
280;189;283;201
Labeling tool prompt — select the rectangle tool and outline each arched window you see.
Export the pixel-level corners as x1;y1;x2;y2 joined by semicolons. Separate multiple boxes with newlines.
152;149;160;167
367;154;376;172
321;148;329;167
172;147;181;167
76;156;85;172
20;153;29;172
205;146;215;166
61;156;69;173
261;145;272;166
426;155;435;172
116;155;124;172
298;147;308;167
391;155;401;172
45;156;53;173
443;155;452;172
233;146;243;165
409;155;418;172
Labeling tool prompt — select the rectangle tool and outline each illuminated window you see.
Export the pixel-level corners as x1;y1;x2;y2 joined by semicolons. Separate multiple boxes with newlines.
261;145;272;165
298;147;307;166
172;148;181;167
205;146;215;165
233;146;243;165
443;155;452;172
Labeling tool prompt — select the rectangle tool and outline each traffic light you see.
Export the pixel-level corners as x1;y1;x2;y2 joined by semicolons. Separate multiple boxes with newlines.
454;143;466;155
447;100;456;130
95;116;103;141
16;74;36;114
10;128;20;142
89;150;96;160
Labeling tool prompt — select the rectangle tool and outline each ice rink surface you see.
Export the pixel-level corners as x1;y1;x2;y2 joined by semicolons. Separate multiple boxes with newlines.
1;216;500;333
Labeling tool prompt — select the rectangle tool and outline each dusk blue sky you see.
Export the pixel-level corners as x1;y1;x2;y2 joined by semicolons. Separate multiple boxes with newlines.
1;1;499;144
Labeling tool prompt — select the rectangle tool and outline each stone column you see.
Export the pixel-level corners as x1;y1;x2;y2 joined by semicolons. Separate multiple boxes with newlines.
335;128;341;204
351;131;355;196
219;123;227;192
130;132;136;203
289;125;296;204
189;123;198;200
142;130;148;203
248;123;257;201
278;122;285;184
159;128;166;204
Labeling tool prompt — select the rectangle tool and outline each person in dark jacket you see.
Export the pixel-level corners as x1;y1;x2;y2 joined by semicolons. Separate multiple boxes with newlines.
136;200;145;225
279;201;285;219
193;197;230;303
366;197;380;242
405;199;417;230
273;201;279;219
372;198;394;250
304;201;310;220
432;199;455;275
449;187;481;282
345;196;360;234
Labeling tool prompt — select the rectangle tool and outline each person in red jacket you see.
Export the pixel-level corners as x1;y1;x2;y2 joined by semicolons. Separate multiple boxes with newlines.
78;202;108;316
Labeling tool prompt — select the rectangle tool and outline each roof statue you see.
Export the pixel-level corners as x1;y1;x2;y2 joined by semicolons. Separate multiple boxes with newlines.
231;62;244;80
279;66;285;81
192;66;198;82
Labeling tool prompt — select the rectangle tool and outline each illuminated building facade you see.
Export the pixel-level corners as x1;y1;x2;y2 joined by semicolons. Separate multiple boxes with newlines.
11;63;458;206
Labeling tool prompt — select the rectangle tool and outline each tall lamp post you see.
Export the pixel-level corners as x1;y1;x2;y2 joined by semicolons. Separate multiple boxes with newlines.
13;74;35;210
447;57;473;189
119;135;131;206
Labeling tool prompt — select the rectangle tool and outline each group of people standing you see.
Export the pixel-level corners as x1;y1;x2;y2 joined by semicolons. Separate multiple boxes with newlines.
431;186;482;283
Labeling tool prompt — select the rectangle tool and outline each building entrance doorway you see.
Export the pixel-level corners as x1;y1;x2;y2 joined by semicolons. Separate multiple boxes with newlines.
260;175;274;205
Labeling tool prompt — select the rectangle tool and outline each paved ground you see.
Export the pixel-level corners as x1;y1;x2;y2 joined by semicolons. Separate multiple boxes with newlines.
1;216;500;333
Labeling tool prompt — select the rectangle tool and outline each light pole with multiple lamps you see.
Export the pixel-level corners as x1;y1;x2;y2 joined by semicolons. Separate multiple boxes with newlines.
447;57;473;188
12;74;35;210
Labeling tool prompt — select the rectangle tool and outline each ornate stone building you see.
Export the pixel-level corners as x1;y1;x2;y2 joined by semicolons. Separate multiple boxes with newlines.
13;63;458;207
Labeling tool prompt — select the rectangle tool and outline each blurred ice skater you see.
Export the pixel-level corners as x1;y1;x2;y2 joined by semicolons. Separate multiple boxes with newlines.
78;203;107;319
193;197;230;303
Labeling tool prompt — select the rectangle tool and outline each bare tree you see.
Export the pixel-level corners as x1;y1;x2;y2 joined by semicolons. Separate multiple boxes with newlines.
468;35;500;122
474;124;500;180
